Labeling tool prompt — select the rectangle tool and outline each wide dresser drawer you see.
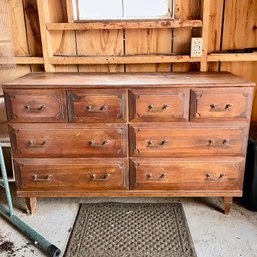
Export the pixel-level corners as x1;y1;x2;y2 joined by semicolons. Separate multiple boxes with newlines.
14;158;128;191
4;89;67;122
9;124;127;157
130;157;245;190
130;123;248;157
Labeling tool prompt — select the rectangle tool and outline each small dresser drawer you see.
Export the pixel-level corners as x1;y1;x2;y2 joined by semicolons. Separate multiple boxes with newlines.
67;89;126;123
129;89;189;122
14;158;128;191
4;89;67;122
130;158;244;190
130;124;247;157
9;124;127;157
190;88;253;121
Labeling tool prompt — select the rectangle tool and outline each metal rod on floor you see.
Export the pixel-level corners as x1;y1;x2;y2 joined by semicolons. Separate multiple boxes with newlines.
0;145;61;257
0;144;14;216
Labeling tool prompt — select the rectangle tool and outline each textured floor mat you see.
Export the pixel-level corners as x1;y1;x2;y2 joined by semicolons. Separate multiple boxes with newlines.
65;203;197;257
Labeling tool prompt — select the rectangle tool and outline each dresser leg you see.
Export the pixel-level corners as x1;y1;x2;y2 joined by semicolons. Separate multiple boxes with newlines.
26;197;37;215
224;197;233;215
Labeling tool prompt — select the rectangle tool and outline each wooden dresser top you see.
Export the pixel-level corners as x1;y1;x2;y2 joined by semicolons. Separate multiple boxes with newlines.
3;72;255;89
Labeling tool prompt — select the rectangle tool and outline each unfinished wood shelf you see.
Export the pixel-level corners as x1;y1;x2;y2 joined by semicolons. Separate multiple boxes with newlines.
46;19;203;30
49;55;201;65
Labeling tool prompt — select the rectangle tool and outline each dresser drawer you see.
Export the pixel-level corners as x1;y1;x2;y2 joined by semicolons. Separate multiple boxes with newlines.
9;124;127;157
4;89;67;122
67;89;126;123
129;89;189;122
130;158;244;190
14;158;128;191
130;124;247;157
190;88;253;121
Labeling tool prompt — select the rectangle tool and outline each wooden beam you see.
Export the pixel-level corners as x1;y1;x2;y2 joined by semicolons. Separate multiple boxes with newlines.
0;57;43;65
46;19;203;30
49;55;201;65
200;0;211;71
208;53;257;62
66;0;74;22
37;0;55;71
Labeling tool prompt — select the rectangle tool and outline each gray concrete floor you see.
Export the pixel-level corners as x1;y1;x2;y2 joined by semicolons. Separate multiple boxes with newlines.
0;188;257;257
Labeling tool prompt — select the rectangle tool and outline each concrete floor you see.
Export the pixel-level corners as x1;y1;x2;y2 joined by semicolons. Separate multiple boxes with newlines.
0;189;257;257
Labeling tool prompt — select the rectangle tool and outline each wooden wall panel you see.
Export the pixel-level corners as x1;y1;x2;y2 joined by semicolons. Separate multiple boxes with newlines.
172;0;199;71
47;0;77;72
23;0;44;72
207;0;224;71
7;0;30;78
76;30;124;72
220;0;257;121
125;29;171;72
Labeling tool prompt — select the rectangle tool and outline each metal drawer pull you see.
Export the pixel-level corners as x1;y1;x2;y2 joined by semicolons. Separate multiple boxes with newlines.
33;174;52;182
148;104;170;112
89;140;110;147
206;173;225;181
87;105;108;113
208;139;230;147
210;104;232;112
25;105;47;113
147;173;167;181
28;140;48;147
147;140;168;148
90;174;111;181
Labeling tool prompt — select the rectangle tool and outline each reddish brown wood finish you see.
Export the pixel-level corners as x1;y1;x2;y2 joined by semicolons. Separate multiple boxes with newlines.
129;123;248;157
3;72;255;215
129;89;190;122
9;123;127;158
4;89;67;122
130;158;244;190
14;158;128;191
67;89;127;123
190;88;254;121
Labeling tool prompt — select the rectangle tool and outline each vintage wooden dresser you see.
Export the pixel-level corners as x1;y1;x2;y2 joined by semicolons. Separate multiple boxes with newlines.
3;72;255;214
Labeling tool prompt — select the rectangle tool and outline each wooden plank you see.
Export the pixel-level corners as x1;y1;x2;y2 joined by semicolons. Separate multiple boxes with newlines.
23;0;43;72
65;0;74;22
46;19;203;30
172;0;199;72
125;27;172;72
221;0;257;121
49;55;200;65
207;0;224;71
37;0;55;71
0;57;44;64
47;0;78;72
7;0;31;77
200;0;211;71
76;29;124;72
208;53;257;62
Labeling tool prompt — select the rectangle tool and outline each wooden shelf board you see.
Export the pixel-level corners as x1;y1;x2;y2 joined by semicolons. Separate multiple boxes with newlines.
0;57;44;65
49;55;201;65
208;53;257;62
46;19;203;30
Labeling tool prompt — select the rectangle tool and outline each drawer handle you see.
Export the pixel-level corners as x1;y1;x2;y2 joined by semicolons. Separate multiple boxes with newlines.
87;105;108;113
206;173;225;181
147;173;167;181
210;104;232;112
33;174;52;182
148;104;170;112
90;174;111;181
208;139;230;147
28;140;48;147
147;140;168;148
89;140;110;147
25;105;47;113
